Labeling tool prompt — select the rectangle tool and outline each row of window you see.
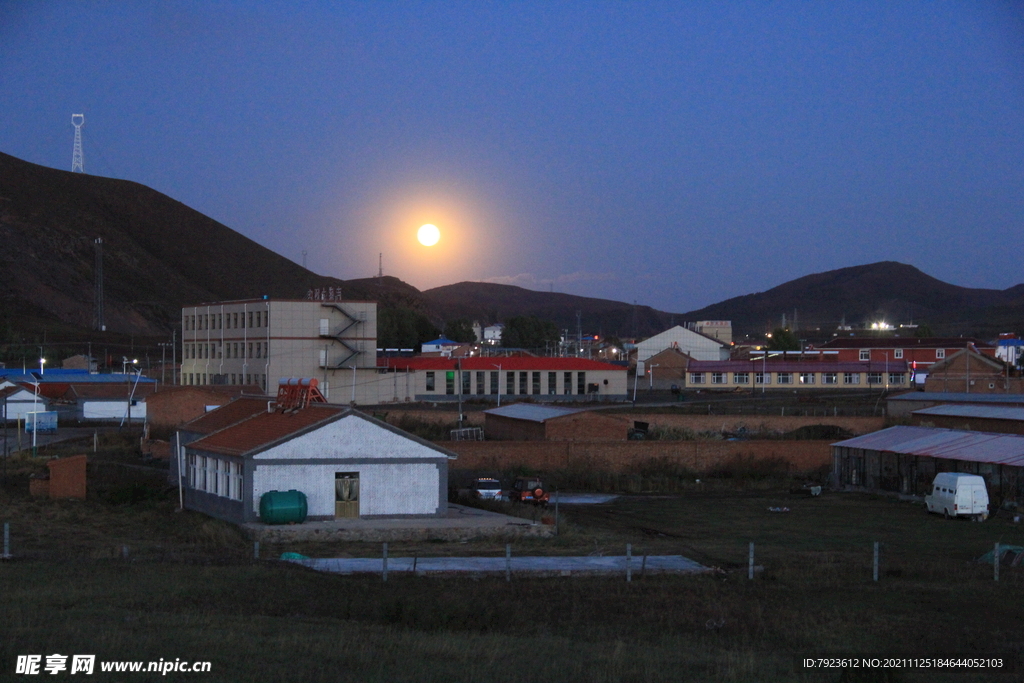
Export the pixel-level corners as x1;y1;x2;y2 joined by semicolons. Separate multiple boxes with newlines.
858;348;944;361
690;371;906;385
185;341;268;360
187;454;243;500
424;370;593;396
185;310;268;332
184;372;267;389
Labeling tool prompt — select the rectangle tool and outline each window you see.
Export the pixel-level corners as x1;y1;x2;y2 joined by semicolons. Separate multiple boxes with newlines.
255;343;261;359
733;372;749;384
564;372;572;395
888;372;904;385
844;372;860;385
894;349;903;359
461;371;471;395
246;374;251;385
507;371;516;395
755;372;770;385
799;373;815;385
229;461;242;501
233;343;239;358
519;372;528;395
548;372;557;394
711;372;726;384
217;314;222;329
936;349;945;359
248;343;253;359
823;372;838;385
231;374;236;385
425;371;435;392
445;371;455;395
867;372;883;385
490;371;499;395
577;372;586;395
859;349;870;361
256;311;261;327
777;372;793;384
248;312;253;328
233;313;238;328
690;372;705;384
532;371;541;395
476;371;485;395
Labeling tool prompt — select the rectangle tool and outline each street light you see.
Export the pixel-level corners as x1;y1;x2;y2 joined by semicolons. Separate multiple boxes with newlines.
648;363;660;391
122;357;138;374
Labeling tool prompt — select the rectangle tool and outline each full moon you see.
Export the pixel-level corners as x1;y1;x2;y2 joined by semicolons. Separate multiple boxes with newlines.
417;224;440;246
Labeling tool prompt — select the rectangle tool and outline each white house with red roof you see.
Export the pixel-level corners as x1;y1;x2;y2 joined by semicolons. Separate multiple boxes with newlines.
177;379;457;524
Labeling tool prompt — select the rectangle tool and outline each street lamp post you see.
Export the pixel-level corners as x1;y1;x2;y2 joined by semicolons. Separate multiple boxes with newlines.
649;364;659;391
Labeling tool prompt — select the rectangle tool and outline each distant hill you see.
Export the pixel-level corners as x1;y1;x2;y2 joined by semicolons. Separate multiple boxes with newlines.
1;151;1019;349
422;282;672;339
679;262;1024;338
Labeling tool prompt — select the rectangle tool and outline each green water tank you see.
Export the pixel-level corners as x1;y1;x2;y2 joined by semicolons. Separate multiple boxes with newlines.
259;490;308;525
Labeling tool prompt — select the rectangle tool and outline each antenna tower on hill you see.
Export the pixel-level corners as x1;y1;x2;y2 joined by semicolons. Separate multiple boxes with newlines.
71;114;85;173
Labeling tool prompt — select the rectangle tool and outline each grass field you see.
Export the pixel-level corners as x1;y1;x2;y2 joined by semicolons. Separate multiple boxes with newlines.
2;447;1023;682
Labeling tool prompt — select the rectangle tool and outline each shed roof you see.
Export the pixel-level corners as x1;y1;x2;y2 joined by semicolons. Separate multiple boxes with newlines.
483;403;585;423
182;397;273;435
832;426;1024;467
188;405;459;459
913;404;1024;422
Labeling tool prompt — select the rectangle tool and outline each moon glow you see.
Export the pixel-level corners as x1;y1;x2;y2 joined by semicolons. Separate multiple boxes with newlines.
417;223;440;246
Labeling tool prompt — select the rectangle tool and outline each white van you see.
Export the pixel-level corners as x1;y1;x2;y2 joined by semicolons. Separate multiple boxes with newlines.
925;473;989;521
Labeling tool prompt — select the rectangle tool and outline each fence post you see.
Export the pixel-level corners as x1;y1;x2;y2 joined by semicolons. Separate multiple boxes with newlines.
626;543;632;583
2;522;9;559
382;542;388;582
505;544;511;583
748;542;754;580
995;542;1000;583
873;542;879;582
253;541;260;560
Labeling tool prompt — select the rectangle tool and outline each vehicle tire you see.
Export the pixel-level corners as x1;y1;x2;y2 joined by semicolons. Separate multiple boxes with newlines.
943;509;950;520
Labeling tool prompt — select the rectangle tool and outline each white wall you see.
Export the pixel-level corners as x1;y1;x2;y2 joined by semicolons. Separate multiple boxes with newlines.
637;326;728;374
251;414;447;517
83;401;147;419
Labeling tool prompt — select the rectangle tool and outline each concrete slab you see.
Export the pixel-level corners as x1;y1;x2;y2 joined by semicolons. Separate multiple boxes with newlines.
286;554;707;576
242;503;555;543
554;493;620;505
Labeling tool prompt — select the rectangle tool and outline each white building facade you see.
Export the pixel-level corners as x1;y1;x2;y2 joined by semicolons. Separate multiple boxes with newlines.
636;325;730;375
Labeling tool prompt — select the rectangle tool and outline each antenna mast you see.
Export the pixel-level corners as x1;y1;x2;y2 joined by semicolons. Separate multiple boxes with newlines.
71;114;85;173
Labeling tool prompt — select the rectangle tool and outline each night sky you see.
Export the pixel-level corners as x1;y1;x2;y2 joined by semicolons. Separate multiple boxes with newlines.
2;2;1022;313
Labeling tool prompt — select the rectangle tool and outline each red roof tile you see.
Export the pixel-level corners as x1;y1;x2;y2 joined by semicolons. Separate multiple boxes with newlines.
380;357;625;371
189;404;346;456
183;397;275;435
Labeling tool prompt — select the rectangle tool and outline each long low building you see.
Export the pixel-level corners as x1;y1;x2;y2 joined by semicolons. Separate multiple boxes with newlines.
886;392;1024;418
831;426;1024;505
665;359;910;391
379;356;628;402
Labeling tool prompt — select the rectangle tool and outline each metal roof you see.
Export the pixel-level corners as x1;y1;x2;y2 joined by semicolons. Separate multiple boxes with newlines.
913;405;1024;422
888;392;1024;404
833;426;1024;467
483;403;585;423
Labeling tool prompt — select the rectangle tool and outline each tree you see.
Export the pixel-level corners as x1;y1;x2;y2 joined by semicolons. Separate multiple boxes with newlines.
767;327;799;351
377;308;439;349
501;316;560;349
914;323;935;338
443;319;476;343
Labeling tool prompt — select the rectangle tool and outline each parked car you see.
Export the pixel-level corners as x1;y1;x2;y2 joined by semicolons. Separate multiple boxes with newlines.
925;473;989;521
508;477;550;505
470;477;503;500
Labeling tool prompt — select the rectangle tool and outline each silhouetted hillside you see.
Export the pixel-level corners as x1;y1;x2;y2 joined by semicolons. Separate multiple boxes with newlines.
680;262;1024;338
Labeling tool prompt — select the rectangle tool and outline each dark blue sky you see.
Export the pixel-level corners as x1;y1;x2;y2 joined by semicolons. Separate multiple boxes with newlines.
2;2;1022;313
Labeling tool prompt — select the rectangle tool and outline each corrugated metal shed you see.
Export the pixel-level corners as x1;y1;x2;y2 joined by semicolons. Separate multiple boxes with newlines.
833;426;1024;467
912;405;1024;422
483;404;584;423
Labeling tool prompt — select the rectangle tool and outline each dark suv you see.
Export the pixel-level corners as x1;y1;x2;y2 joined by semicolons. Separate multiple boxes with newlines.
508;477;550;505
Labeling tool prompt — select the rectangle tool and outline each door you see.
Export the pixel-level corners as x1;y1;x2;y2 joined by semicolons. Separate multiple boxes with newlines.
335;472;359;518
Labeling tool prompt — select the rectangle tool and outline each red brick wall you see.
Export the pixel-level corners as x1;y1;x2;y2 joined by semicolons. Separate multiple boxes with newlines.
46;454;87;499
545;413;628;441
447;440;832;474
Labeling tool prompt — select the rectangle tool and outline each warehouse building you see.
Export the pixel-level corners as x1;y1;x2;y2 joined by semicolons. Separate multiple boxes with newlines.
831;426;1024;506
483;404;627;441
